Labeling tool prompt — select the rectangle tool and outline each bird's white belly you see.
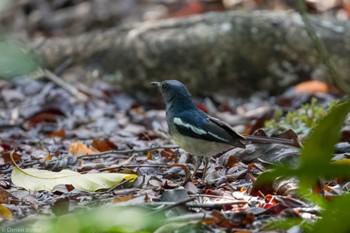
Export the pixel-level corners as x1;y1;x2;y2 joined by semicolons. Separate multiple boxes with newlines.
172;133;233;157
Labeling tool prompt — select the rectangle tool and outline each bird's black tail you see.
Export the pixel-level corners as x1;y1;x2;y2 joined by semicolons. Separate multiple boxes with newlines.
245;135;302;148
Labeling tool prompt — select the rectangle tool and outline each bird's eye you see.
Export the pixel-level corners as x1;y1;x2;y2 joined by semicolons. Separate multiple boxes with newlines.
162;84;169;91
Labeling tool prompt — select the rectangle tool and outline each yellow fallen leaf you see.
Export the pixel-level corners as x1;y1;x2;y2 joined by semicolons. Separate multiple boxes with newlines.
332;159;350;166
0;204;13;220
11;167;137;192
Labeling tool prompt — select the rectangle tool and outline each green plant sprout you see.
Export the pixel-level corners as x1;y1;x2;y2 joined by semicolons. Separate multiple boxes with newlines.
264;98;338;135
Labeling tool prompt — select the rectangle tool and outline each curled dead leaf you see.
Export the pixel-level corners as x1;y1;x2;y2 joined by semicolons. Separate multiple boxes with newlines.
69;141;98;156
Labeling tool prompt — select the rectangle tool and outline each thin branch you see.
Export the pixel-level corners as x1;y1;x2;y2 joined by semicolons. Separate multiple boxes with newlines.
186;201;248;209
36;68;88;101
98;164;168;172
78;145;179;159
296;0;350;94
104;178;135;193
147;197;196;215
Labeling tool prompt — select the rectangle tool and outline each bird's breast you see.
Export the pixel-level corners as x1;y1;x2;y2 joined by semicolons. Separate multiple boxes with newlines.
171;129;234;157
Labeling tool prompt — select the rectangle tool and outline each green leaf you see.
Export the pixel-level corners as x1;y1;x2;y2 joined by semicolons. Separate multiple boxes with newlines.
28;206;163;233
255;100;350;205
300;100;350;166
11;167;137;192
263;218;306;231
310;194;350;233
0;41;38;78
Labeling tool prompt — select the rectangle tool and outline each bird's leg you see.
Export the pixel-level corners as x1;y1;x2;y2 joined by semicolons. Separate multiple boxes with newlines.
191;156;202;179
202;157;209;181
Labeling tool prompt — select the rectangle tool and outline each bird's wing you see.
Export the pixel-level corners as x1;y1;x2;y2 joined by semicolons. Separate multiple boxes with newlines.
172;110;246;148
207;116;246;148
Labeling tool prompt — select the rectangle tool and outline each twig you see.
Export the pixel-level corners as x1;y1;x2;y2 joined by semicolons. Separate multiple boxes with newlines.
98;164;168;172
296;0;350;94
147;197;196;215
36;68;88;101
104;178;134;193
186;201;248;209
54;58;73;75
78;145;179;159
189;194;250;202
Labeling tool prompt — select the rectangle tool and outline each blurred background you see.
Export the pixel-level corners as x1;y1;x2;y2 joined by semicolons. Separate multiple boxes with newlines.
1;0;350;38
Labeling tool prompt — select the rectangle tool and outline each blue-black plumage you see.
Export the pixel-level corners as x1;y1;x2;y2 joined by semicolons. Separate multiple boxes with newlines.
151;80;247;180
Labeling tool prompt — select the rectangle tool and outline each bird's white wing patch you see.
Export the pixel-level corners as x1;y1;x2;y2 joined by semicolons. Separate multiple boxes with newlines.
173;117;229;142
208;132;229;142
173;117;206;135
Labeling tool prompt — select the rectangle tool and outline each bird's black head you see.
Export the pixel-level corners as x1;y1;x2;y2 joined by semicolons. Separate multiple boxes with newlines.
151;80;194;110
151;80;191;102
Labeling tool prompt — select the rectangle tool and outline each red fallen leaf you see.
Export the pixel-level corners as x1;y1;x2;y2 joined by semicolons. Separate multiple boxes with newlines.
91;139;117;152
264;203;274;209
137;131;158;140
264;203;288;215
0;143;12;151
295;80;338;94
222;205;233;211
205;189;224;196
49;129;65;138
22;107;66;129
0;142;18;163
160;149;177;162
263;195;289;214
167;1;204;18
196;104;208;113
167;0;224;19
2;151;21;163
265;194;277;204
22;113;58;129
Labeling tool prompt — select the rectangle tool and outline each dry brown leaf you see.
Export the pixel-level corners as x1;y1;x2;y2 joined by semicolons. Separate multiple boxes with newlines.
50;129;65;138
69;141;98;156
91;139;116;152
0;187;11;204
112;195;134;203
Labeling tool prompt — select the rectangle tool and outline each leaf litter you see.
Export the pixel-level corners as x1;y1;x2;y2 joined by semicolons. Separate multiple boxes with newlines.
0;78;349;232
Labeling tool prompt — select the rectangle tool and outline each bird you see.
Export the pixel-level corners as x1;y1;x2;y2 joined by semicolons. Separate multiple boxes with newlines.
151;80;300;180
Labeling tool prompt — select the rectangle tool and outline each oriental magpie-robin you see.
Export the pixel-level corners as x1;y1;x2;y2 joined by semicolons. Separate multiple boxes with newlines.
151;80;299;180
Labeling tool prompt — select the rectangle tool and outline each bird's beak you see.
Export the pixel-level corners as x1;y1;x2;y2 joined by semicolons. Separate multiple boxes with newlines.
150;81;161;87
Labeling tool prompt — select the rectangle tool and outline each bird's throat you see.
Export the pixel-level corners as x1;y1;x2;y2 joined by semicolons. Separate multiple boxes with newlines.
166;96;195;113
